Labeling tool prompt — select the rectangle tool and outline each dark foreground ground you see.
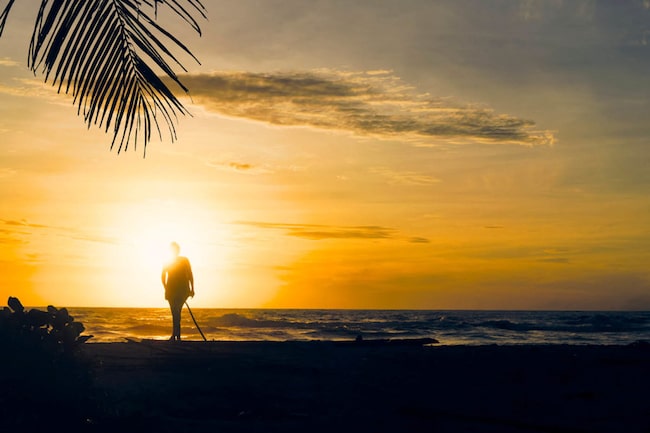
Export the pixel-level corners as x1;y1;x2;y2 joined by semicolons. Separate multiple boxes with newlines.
66;340;650;433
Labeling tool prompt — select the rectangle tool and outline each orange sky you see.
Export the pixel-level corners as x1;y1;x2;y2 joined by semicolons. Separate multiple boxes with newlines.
1;1;649;309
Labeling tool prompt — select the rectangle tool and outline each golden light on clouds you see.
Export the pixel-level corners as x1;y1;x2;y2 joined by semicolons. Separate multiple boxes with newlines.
174;70;555;147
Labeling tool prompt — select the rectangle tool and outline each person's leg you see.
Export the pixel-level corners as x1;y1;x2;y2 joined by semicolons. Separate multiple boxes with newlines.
168;300;175;339
169;299;182;340
176;295;189;340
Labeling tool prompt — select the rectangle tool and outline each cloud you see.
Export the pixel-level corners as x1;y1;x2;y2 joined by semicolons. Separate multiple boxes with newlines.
206;160;273;175
228;162;253;171
236;221;396;240
0;230;26;245
236;221;434;244
69;234;119;245
538;257;570;264
517;0;596;22
0;78;69;105
0;220;52;247
0;219;117;245
0;57;19;67
173;70;554;147
1;219;49;229
369;167;440;186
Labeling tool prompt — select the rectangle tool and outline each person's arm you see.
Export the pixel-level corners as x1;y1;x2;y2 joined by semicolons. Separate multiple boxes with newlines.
187;259;195;297
161;267;167;288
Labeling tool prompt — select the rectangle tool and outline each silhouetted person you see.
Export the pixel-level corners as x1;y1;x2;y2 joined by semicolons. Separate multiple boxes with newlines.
161;242;194;341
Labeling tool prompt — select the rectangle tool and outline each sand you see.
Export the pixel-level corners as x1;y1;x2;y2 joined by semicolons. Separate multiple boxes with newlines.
69;340;650;432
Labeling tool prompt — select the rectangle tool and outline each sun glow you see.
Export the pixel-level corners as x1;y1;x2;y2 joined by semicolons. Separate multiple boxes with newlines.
103;201;232;307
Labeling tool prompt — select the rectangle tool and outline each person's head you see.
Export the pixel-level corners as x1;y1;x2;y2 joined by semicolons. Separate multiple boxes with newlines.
170;242;181;258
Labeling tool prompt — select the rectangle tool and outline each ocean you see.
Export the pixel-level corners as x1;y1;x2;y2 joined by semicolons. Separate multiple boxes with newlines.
68;308;650;345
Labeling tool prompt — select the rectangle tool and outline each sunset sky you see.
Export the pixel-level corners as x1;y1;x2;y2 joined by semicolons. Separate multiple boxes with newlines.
1;1;649;309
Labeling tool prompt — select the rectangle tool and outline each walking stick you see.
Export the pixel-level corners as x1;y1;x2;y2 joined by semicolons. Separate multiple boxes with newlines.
185;301;207;341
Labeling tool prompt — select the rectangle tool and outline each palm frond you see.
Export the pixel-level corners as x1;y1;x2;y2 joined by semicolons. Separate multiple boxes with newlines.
6;0;206;154
0;0;17;37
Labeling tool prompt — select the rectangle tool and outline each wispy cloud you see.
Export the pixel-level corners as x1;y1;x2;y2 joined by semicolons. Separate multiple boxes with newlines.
1;219;50;229
517;0;596;22
0;78;69;104
0;220;52;247
538;257;570;264
206;160;273;175
0;57;19;67
369;166;440;186
228;162;253;171
0;229;26;245
174;70;554;147
236;221;432;244
0;219;117;245
236;221;396;240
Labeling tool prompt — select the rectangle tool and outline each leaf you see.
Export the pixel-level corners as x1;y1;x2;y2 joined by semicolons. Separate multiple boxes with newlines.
0;0;16;37
4;0;206;154
7;296;24;313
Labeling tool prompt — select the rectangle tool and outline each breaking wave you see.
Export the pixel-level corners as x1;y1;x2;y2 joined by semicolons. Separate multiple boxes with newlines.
70;308;650;345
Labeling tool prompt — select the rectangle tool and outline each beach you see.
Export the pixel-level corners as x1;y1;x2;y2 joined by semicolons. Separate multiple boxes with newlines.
73;340;650;432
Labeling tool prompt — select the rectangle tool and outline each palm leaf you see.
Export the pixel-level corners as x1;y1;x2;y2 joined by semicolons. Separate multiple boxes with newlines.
1;0;206;154
0;0;16;37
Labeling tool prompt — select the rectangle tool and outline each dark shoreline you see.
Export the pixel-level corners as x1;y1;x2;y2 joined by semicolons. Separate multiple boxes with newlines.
73;340;650;432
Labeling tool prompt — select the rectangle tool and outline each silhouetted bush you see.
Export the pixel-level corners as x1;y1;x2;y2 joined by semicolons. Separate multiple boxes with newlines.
0;296;95;429
0;296;93;353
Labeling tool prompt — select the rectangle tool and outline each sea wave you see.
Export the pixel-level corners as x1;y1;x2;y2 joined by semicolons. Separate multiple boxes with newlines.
475;314;650;334
68;308;650;345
